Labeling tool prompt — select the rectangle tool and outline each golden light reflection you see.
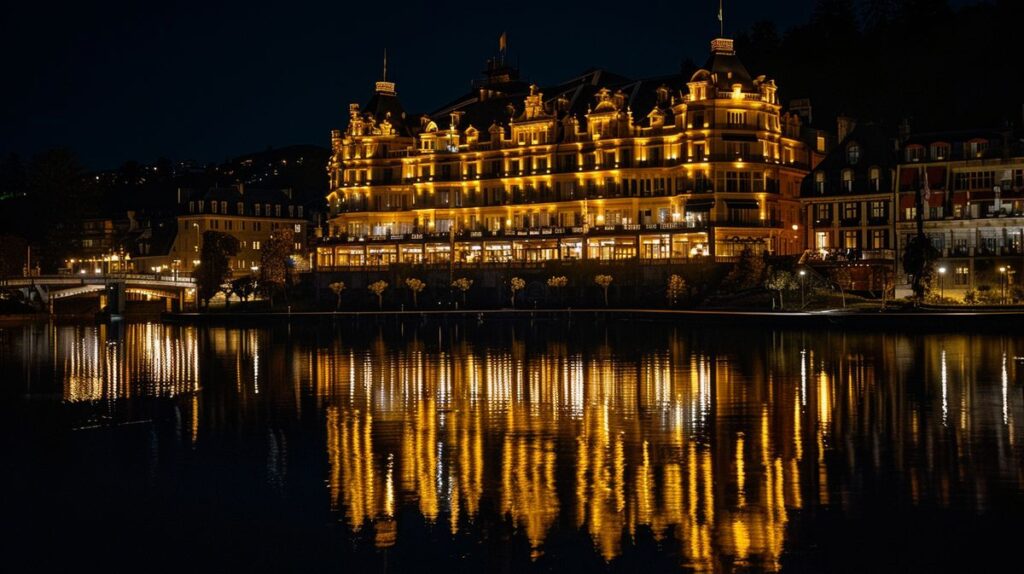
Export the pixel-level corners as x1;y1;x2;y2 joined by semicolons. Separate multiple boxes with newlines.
312;330;1024;567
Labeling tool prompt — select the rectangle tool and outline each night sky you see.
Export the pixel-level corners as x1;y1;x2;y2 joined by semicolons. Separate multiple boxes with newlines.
0;0;971;169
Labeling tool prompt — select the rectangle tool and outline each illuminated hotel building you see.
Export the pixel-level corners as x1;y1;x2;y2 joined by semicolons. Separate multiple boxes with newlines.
319;38;823;269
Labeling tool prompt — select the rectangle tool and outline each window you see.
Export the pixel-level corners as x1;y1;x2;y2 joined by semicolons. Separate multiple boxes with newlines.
221;201;227;213
211;201;218;214
905;206;917;220
727;110;745;126
842;169;853;192
906;146;924;162
870;229;887;249
255;204;261;216
870;201;887;220
967;139;988;157
294;224;302;233
275;205;281;217
815;203;832;221
847;143;860;165
869;167;881;191
298;206;304;218
931;143;949;160
237;202;245;215
814;172;825;194
954;266;970;286
252;241;261;250
816;136;826;153
843;202;859;221
843;230;859;249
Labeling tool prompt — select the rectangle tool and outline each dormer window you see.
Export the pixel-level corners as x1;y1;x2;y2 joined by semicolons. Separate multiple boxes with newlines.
967;139;988;158
906;145;924;162
931;143;949;160
847;143;860;165
815;171;825;194
869;167;881;191
842;169;854;192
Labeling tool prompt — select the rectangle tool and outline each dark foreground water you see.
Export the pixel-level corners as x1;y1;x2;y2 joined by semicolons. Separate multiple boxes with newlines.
2;319;1023;573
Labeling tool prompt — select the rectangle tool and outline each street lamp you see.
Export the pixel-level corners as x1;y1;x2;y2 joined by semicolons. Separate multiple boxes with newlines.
799;269;807;308
1000;266;1007;304
938;266;946;299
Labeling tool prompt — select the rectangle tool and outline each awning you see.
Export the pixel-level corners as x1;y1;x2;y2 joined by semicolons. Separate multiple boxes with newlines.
725;199;760;209
926;166;947;190
721;133;759;142
685;199;715;211
899;168;919;190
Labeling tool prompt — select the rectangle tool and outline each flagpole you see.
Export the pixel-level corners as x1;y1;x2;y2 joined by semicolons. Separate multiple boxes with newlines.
719;0;724;37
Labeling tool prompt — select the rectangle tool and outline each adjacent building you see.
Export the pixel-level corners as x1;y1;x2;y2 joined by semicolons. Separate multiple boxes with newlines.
800;120;898;259
134;184;311;277
895;128;1024;297
318;38;824;270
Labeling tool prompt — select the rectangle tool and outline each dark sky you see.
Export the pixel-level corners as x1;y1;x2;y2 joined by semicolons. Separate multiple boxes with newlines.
0;0;963;169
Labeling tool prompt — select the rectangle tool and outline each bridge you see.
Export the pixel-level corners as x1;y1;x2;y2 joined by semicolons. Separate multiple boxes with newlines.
0;274;197;313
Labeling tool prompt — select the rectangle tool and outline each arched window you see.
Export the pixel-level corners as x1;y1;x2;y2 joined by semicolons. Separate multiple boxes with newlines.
847;143;860;165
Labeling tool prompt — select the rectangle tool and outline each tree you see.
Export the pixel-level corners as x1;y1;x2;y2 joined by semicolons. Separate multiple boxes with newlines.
594;274;613;307
451;277;473;306
903;234;939;303
195;231;240;308
829;266;853;308
231;276;257;303
667;274;687;307
218;282;235;308
368;280;388;309
329;281;346;310
510;277;525;308
405;277;426;308
547;275;568;305
260;228;295;307
723;248;766;291
764;268;797;310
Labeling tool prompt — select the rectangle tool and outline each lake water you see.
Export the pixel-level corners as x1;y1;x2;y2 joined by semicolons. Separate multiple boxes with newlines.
3;319;1023;572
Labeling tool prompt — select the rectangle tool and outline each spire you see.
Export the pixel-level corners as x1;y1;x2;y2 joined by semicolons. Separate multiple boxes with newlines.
375;48;396;95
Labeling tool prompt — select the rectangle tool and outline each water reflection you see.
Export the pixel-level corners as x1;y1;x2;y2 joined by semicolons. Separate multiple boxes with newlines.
5;322;1024;571
313;328;1023;571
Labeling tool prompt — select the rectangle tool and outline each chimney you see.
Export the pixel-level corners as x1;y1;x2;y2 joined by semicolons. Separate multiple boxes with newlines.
837;115;856;142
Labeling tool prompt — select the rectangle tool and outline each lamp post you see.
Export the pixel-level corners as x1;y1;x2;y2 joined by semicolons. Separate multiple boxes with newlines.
791;223;799;254
1000;266;1007;304
938;266;946;299
799;269;807;308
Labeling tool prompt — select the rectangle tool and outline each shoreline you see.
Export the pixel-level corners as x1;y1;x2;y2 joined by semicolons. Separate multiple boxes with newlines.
158;307;1024;330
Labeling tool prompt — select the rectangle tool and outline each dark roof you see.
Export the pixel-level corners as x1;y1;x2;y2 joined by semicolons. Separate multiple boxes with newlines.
801;122;897;198
699;50;754;91
426;67;693;141
363;92;413;137
187;186;296;205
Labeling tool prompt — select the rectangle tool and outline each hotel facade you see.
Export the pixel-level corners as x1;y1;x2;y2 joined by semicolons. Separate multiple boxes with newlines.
894;129;1024;297
317;39;824;270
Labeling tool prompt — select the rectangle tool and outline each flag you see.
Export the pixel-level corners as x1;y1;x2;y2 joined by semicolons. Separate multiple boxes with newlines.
922;167;931;203
718;3;723;23
499;32;507;52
